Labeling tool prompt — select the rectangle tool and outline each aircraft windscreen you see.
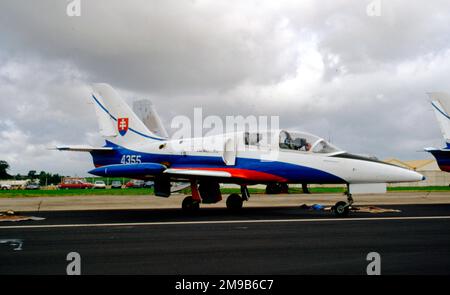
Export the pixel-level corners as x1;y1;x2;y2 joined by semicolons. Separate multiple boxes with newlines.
311;139;341;154
279;130;341;154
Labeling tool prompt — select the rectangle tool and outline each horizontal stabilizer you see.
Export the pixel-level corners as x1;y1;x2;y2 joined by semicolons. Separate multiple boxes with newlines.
52;145;114;152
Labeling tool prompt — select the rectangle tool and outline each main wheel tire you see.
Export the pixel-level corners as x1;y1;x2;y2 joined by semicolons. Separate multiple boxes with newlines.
266;183;289;194
332;201;349;217
226;193;243;211
182;196;200;212
265;183;281;194
280;183;289;193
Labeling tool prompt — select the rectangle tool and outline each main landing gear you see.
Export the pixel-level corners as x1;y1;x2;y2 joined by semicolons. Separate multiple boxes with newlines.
182;196;200;212
226;194;243;210
181;181;202;213
226;185;249;211
181;182;250;212
331;191;354;217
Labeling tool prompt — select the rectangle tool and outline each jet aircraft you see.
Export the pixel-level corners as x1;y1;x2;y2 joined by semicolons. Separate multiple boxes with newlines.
425;92;450;172
56;84;424;216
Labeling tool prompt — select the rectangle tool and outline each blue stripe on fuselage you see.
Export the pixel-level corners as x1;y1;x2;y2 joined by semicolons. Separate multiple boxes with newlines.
90;141;346;183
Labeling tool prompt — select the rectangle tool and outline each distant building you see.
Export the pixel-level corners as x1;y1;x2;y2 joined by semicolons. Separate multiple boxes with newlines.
384;158;439;171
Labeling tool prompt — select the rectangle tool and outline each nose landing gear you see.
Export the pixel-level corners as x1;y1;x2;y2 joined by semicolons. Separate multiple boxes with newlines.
332;191;354;217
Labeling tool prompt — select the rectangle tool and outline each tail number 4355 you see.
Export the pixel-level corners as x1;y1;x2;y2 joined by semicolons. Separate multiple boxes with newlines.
121;155;142;164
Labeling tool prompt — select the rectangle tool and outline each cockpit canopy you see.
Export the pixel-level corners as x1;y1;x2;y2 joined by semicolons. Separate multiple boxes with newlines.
278;130;342;154
242;130;343;154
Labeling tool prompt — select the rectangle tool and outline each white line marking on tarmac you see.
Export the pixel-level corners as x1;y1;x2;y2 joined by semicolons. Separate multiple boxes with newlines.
1;215;450;229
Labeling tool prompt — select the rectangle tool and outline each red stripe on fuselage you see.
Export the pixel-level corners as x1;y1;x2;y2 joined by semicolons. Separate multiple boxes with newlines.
93;164;287;182
438;165;450;172
174;167;287;182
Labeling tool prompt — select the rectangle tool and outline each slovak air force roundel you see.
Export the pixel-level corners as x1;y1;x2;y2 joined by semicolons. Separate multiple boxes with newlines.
118;118;129;136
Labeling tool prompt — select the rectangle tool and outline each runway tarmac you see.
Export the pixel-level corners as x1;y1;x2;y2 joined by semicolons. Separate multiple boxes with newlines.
2;191;450;212
1;203;450;275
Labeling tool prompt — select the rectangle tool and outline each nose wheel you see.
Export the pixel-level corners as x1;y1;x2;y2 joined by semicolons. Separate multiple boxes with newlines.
332;201;349;217
332;192;354;217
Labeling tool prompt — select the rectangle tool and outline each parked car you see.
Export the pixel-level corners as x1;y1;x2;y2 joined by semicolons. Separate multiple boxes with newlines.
125;179;145;188
93;180;106;189
25;183;40;190
1;184;12;190
58;179;93;189
111;180;122;189
144;181;154;188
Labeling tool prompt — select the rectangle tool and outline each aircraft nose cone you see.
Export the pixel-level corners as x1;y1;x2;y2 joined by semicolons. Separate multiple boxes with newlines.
383;164;425;183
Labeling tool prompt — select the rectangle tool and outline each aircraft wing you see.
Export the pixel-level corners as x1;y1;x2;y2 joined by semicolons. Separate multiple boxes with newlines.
89;164;232;179
164;168;232;178
90;163;283;182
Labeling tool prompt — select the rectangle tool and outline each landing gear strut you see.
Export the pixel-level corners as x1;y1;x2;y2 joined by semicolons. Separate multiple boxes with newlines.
332;189;354;217
182;181;202;213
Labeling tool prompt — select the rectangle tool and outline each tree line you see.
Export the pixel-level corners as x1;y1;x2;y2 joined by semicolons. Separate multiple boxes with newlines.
0;160;64;186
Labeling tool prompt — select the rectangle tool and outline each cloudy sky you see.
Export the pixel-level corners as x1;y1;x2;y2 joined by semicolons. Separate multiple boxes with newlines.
0;0;449;176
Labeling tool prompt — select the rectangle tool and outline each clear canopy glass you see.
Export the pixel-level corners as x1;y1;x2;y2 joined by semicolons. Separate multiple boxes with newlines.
278;130;342;154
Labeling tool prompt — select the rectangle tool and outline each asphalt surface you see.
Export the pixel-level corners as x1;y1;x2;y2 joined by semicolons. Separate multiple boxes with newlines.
1;204;450;275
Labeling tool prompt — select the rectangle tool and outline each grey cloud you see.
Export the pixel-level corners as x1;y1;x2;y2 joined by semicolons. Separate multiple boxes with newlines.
0;0;449;175
0;0;300;94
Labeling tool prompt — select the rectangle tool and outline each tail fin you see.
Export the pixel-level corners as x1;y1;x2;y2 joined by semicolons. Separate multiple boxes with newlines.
133;99;169;138
428;92;450;145
91;83;165;147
